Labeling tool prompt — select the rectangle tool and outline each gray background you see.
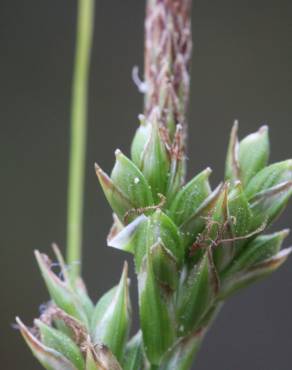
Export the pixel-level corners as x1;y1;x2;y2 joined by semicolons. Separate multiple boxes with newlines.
1;0;292;369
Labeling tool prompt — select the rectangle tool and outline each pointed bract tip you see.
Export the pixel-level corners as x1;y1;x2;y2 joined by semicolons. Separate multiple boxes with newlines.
115;149;122;157
258;125;268;134
154;208;162;216
222;181;230;191
34;249;41;260
287;159;292;169
15;316;22;327
277;247;292;259
15;317;30;337
51;242;60;254
280;228;290;238
138;114;146;123
94;162;102;174
205;167;212;176
233;119;239;129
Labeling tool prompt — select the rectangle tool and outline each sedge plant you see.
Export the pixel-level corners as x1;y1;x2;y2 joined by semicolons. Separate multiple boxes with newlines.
17;1;292;369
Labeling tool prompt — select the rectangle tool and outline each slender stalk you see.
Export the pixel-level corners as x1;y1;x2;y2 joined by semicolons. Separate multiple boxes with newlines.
67;0;95;280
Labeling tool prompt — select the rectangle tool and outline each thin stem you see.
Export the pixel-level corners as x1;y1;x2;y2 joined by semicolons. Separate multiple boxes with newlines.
67;0;95;280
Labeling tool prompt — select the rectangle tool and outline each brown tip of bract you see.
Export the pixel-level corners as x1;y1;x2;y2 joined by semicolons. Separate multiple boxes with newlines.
94;162;101;172
94;163;113;188
15;317;31;339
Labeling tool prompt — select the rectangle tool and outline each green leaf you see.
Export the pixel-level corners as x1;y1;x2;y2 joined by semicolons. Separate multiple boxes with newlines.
122;332;144;370
159;330;205;370
35;251;88;327
111;150;154;212
151;241;179;291
138;250;176;365
238;125;269;186
220;247;292;299
36;320;85;370
176;251;219;335
92;263;131;361
222;229;290;279
131;115;152;168
244;160;292;200
17;318;77;370
140;120;170;200
169;167;212;226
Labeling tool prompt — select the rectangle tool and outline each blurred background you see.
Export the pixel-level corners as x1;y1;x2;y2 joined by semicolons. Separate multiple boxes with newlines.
1;0;292;369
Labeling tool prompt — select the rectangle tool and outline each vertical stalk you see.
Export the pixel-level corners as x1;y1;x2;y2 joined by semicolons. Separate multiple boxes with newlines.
144;0;192;137
67;0;95;280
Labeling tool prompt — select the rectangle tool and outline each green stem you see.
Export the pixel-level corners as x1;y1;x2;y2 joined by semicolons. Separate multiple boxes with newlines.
67;0;95;280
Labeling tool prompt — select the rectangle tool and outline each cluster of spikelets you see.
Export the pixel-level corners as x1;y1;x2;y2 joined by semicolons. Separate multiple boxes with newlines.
17;115;292;370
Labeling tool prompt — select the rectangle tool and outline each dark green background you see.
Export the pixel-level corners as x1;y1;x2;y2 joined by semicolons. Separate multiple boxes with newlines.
1;1;292;369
